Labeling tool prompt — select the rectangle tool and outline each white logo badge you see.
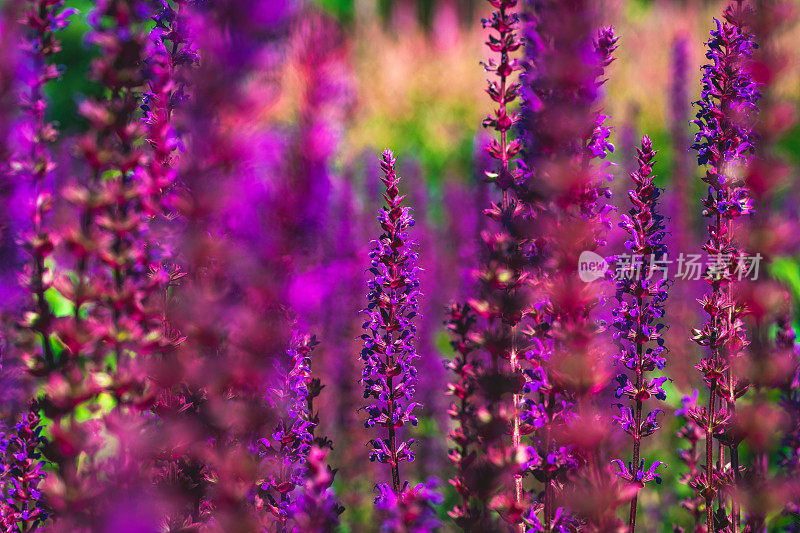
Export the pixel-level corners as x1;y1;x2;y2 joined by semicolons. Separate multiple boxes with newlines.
578;251;609;282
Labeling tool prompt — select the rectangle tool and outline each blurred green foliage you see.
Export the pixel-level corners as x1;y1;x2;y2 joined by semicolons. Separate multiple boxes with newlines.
45;1;101;132
314;0;355;25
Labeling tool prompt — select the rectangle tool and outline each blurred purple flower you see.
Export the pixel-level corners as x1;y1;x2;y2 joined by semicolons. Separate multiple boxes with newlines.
290;446;343;532
519;0;620;527
375;479;443;533
6;0;74;381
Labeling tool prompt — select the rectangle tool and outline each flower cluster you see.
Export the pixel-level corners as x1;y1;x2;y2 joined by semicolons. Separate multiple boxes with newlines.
42;1;157;524
289;447;344;532
481;0;523;192
0;408;48;530
160;1;305;528
11;0;75;376
0;4;21;317
609;136;669;528
690;3;760;530
141;0;199;219
461;0;529;525
444;303;502;529
736;2;800;527
360;149;424;500
375;479;444;533
518;1;620;528
257;332;320;529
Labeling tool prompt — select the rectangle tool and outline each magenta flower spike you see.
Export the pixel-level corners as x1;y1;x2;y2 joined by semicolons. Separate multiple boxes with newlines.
519;1;619;528
359;150;440;529
257;332;320;532
464;0;529;525
609;136;669;531
141;0;199;220
0;3;23;314
0;3;65;521
481;0;523;194
690;4;760;531
40;1;160;526
445;302;503;529
11;0;75;376
159;0;305;528
0;407;48;530
739;1;800;526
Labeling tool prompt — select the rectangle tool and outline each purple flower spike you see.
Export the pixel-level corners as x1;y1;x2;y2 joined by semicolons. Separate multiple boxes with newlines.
690;4;760;531
257;332;320;530
13;0;75;373
519;2;621;528
0;408;48;531
141;0;199;218
360;150;435;519
480;0;523;191
611;136;669;529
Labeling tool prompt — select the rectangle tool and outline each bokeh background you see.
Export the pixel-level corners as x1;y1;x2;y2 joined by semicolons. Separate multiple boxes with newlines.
16;0;800;529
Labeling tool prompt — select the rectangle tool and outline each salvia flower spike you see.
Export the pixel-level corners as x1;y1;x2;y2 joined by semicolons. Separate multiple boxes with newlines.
475;0;529;525
519;1;619;527
610;136;669;531
14;0;75;374
0;408;48;530
257;332;319;531
690;3;760;531
360;149;421;490
360;150;440;529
